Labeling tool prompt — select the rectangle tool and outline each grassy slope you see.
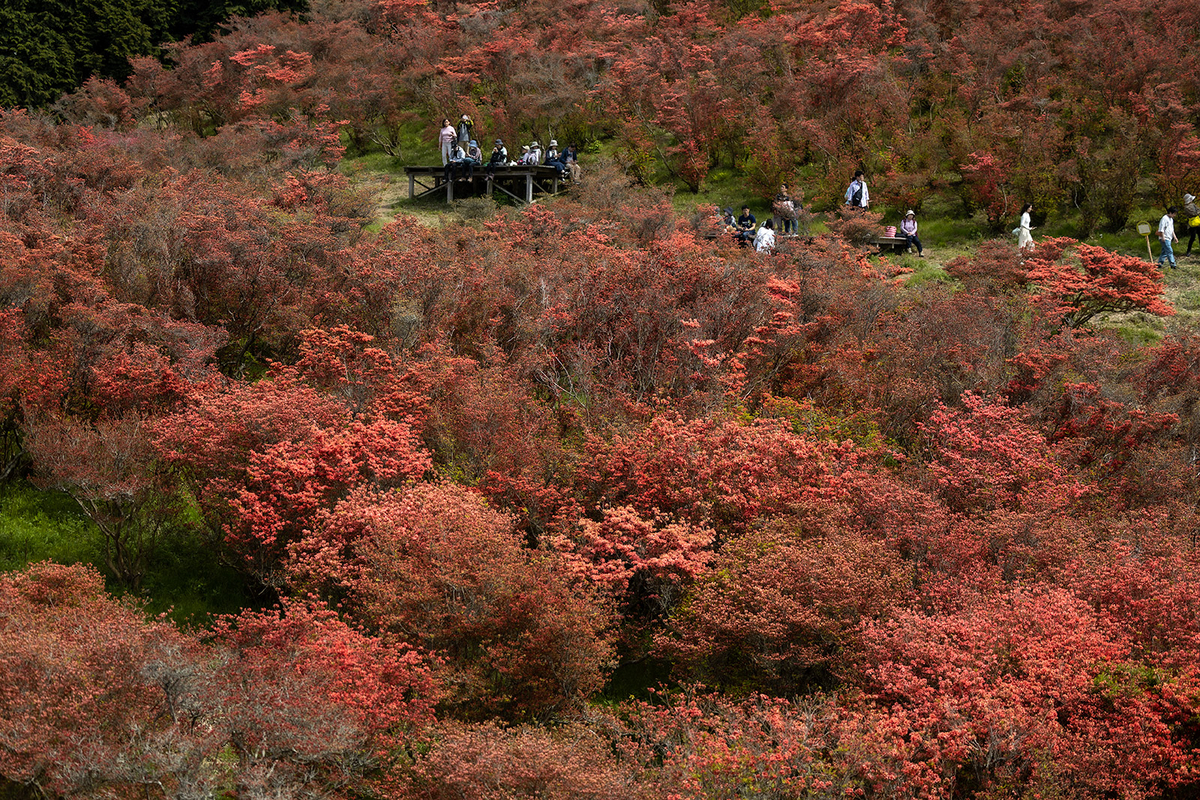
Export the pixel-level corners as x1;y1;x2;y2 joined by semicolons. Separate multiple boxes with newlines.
349;145;1198;346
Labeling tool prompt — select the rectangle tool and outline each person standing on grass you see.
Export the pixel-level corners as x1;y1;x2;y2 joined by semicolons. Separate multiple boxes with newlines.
844;170;869;209
1183;193;1200;256
900;210;923;257
438;118;456;166
1017;203;1035;251
774;184;796;234
1158;207;1179;269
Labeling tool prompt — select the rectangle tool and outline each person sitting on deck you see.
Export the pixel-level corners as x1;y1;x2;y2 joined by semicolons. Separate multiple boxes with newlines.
466;140;483;165
486;139;508;178
529;141;544;165
562;144;580;181
444;141;469;182
544;139;566;177
516;145;533;165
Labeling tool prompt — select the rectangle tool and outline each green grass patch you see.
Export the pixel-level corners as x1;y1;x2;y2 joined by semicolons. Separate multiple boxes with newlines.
671;166;770;220
0;482;104;570
339;150;407;176
138;528;259;628
0;481;256;627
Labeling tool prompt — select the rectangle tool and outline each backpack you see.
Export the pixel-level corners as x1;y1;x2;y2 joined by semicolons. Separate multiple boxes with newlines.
850;186;863;206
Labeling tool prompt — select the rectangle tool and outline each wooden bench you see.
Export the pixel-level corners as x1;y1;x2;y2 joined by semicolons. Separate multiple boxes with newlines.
871;235;909;254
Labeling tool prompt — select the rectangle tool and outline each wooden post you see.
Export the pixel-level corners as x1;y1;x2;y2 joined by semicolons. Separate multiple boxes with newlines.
1138;222;1153;262
446;172;454;203
408;172;415;201
525;172;533;204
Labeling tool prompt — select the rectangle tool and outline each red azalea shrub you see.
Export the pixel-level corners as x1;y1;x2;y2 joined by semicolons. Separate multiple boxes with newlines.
321;482;615;721
660;521;914;694
860;588;1185;798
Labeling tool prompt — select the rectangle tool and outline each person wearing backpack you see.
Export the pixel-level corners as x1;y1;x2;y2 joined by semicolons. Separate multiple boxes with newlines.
1183;193;1200;256
774;184;797;234
844;170;869;209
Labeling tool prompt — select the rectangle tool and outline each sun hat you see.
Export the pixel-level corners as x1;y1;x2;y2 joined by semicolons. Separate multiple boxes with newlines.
549;139;558;146
531;141;540;148
1186;193;1196;203
469;140;477;147
521;144;530;150
905;209;915;217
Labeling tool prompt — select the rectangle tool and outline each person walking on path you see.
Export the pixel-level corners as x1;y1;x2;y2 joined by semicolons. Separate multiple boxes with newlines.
439;118;456;166
1159;207;1179;269
844;170;869;209
1016;203;1035;251
899;210;923;257
1183;193;1200;256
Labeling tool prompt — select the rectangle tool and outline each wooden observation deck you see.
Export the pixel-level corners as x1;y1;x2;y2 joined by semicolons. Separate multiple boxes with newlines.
404;164;565;204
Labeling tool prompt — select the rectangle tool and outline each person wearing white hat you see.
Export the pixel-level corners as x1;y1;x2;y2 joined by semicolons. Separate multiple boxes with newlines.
899;210;923;257
529;141;543;164
1184;193;1200;256
544;139;565;175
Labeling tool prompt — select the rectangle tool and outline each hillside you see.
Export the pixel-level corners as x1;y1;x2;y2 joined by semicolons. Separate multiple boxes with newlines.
3;0;1200;797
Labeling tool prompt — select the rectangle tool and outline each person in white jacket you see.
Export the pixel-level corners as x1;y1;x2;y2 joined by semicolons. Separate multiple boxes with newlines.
754;219;776;252
844;170;869;208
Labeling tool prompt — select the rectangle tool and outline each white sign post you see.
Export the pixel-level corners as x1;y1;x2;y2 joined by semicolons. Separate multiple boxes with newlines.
1138;222;1153;262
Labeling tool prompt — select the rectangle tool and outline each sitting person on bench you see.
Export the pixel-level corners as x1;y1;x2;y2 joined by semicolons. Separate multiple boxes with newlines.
899;210;923;257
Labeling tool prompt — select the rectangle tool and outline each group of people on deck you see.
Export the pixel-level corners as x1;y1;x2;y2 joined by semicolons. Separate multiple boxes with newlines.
438;115;580;184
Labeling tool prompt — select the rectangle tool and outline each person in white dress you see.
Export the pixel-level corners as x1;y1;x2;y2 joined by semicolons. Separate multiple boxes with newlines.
1017;203;1035;251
